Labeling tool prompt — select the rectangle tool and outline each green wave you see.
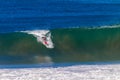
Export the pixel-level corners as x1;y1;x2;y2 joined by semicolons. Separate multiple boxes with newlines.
1;26;120;64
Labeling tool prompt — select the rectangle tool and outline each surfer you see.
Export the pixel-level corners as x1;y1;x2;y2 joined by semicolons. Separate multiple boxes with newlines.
42;36;48;45
41;32;51;45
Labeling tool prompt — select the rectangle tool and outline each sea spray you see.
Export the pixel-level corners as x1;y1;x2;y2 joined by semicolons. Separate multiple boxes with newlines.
21;30;54;48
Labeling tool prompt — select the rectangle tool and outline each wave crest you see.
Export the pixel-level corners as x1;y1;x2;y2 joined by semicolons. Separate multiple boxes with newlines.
21;30;54;49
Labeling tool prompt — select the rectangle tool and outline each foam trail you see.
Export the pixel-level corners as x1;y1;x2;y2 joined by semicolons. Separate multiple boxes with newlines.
21;30;54;48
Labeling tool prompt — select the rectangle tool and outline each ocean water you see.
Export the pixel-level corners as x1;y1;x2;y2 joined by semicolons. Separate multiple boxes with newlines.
0;0;120;65
0;0;120;32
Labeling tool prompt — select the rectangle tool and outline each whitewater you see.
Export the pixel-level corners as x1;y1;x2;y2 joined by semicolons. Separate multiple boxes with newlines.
0;63;120;80
21;30;54;48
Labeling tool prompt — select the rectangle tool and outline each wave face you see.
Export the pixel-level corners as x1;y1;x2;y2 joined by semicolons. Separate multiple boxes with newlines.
0;26;120;64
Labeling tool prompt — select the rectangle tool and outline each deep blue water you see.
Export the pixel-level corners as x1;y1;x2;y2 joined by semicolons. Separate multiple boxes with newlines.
0;0;120;32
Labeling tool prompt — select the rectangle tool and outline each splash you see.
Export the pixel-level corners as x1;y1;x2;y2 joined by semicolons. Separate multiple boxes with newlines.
21;30;54;48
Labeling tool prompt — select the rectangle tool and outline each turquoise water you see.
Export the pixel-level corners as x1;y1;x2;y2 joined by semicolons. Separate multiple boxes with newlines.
0;25;120;64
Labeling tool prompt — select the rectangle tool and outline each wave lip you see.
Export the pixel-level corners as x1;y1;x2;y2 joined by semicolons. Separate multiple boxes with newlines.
21;30;54;49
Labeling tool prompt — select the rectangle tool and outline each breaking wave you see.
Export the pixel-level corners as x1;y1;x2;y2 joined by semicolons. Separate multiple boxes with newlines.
0;24;120;64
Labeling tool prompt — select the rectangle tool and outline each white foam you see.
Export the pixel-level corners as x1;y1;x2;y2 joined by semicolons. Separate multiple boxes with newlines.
21;30;54;48
86;24;120;29
65;24;120;30
0;64;120;80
